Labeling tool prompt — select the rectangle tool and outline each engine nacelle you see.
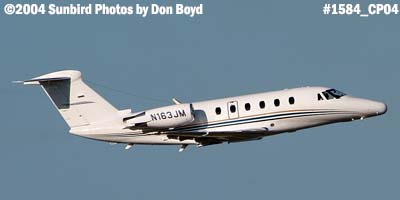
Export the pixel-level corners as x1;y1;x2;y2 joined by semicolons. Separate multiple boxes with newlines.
124;103;195;128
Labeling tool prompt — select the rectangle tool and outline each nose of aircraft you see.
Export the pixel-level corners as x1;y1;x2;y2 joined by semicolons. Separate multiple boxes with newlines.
374;101;388;115
347;97;387;118
359;99;387;117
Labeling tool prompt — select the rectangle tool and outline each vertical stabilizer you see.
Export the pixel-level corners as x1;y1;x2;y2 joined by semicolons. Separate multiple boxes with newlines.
20;70;118;128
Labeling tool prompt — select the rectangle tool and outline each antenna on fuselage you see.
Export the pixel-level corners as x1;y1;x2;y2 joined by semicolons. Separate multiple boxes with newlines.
172;98;181;105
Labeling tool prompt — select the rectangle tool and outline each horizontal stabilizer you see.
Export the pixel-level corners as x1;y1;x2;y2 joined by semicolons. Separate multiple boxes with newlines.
14;77;71;85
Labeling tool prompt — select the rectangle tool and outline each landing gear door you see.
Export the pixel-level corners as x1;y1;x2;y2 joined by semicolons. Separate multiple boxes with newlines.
227;101;239;119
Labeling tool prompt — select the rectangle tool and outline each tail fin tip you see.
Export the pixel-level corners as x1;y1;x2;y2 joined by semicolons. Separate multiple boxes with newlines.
18;70;82;85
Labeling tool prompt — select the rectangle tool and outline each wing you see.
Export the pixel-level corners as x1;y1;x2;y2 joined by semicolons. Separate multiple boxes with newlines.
164;128;277;146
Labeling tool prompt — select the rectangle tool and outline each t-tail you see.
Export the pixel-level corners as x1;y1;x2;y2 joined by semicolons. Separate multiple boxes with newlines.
16;70;121;131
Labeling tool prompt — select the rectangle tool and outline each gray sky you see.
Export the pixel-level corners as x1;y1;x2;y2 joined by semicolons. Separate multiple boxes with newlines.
1;0;398;199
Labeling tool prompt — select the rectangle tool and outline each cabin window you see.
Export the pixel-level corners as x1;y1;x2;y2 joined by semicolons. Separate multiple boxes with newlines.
274;99;280;107
289;97;295;105
324;89;346;99
215;107;221;115
322;91;335;100
230;105;236;113
245;103;251;111
259;101;265;109
318;93;324;101
319;89;346;101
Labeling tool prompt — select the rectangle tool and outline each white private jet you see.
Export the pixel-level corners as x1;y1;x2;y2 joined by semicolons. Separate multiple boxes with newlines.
17;70;387;152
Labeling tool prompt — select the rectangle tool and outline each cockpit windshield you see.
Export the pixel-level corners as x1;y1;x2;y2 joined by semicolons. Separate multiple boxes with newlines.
323;89;346;99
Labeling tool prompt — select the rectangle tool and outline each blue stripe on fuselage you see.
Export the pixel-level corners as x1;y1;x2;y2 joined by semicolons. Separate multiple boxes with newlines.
172;110;352;132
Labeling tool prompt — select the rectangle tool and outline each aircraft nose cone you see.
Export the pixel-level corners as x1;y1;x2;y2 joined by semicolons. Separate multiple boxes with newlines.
337;97;387;120
375;102;387;115
354;98;388;118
